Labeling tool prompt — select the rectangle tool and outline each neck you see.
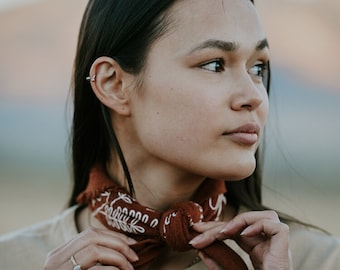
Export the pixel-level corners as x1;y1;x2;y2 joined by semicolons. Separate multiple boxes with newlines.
107;160;205;211
107;115;214;211
135;173;205;212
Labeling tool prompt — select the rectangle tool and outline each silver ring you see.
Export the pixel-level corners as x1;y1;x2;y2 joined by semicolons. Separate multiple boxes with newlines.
70;255;82;270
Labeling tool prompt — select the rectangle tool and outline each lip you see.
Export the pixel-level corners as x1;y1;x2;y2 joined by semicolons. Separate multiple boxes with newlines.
222;123;260;145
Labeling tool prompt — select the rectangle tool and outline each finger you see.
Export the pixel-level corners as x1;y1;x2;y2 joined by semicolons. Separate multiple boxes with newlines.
74;227;137;249
45;228;138;269
192;221;225;233
89;266;121;270
241;219;288;238
49;227;136;260
87;262;122;270
63;246;135;270
190;223;226;249
245;220;290;253
79;229;138;262
246;221;291;270
89;267;120;270
220;210;280;235
190;211;280;249
237;219;290;255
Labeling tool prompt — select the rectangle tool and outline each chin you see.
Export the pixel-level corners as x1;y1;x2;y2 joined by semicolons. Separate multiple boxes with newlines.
213;159;256;181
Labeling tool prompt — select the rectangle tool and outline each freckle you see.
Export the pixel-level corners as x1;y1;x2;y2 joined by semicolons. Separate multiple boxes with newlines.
156;112;160;115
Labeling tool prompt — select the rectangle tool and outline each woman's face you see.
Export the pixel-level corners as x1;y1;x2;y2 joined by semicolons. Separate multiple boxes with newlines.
128;0;269;181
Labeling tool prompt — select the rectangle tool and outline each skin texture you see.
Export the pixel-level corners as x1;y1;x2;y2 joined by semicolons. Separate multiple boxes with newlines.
191;211;291;269
107;0;269;211
44;0;292;269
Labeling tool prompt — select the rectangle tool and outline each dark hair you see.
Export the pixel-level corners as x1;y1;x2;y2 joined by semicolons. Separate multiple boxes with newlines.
68;0;268;211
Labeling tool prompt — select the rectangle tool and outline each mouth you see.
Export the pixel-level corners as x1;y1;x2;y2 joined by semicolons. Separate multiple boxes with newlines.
222;123;260;146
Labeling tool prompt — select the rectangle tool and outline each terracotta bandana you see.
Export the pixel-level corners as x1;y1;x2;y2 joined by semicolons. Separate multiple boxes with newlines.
77;164;247;269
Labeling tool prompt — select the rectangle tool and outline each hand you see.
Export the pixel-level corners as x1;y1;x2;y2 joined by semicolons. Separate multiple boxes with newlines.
44;227;139;270
190;211;292;270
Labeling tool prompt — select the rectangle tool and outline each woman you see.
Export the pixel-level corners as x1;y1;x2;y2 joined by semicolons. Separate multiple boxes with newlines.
0;0;338;269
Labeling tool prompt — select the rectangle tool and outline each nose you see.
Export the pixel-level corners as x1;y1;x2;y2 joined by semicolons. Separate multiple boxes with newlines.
230;73;266;111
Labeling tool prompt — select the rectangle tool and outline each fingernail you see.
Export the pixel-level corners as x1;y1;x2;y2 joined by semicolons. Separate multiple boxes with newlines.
191;221;202;227
240;227;251;236
220;222;232;234
189;234;204;245
128;237;137;245
129;249;139;262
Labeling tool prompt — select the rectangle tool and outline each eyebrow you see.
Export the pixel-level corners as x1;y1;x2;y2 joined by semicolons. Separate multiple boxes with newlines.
189;38;269;54
190;39;238;53
255;38;269;51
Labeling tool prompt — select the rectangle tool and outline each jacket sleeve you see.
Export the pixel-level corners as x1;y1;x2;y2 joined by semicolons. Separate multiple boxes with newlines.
289;222;340;270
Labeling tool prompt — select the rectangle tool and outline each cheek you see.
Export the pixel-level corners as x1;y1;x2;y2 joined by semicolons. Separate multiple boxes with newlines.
260;93;269;125
132;82;212;158
133;110;201;167
139;96;205;144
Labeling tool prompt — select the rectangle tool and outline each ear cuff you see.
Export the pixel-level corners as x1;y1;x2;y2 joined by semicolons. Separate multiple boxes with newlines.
86;74;96;82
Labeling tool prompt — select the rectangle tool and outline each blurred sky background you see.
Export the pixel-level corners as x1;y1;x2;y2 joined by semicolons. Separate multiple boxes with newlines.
0;0;339;236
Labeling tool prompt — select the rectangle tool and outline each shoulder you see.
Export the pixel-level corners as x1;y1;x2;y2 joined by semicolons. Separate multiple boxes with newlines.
287;221;340;269
0;206;79;269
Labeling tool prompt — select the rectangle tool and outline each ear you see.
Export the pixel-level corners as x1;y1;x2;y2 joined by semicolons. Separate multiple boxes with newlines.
88;56;132;116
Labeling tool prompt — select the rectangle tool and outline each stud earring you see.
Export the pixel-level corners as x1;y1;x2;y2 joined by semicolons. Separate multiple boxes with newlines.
86;74;96;82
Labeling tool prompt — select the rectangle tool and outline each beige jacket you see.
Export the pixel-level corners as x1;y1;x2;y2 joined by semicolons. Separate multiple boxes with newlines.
1;206;339;269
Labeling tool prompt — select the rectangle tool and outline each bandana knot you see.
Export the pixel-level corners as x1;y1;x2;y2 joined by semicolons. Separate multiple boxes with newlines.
160;201;203;251
77;164;247;269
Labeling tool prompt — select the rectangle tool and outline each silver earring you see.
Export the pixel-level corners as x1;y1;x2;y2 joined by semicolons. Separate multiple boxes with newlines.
86;74;96;82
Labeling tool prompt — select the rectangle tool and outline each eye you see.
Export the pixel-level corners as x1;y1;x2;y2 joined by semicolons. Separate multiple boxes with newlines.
249;62;268;80
200;59;225;72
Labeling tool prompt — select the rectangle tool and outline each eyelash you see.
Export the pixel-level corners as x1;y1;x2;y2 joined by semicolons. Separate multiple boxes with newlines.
249;63;268;79
200;58;225;72
200;59;268;80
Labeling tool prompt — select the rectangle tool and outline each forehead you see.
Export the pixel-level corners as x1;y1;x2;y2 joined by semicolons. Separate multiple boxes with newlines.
162;0;265;51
